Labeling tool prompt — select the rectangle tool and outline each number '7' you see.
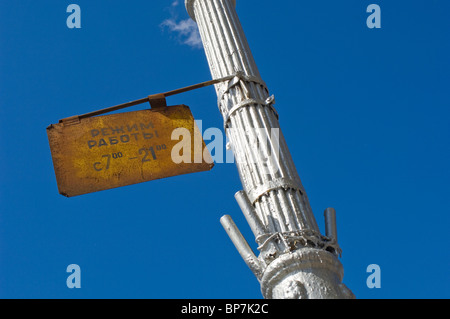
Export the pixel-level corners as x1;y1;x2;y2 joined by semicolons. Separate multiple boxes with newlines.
102;154;111;169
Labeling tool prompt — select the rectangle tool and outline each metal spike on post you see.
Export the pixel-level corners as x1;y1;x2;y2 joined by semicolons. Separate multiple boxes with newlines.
186;0;354;298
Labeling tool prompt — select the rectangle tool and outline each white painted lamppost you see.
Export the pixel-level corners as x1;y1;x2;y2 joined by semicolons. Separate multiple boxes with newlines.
186;0;354;299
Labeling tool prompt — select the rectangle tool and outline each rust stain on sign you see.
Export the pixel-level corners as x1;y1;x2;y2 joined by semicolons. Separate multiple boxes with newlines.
47;105;213;197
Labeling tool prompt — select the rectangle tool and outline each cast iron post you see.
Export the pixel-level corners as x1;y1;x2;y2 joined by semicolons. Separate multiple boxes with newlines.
186;0;354;299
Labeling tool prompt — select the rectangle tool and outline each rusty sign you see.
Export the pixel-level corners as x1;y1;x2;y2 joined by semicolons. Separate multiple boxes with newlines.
47;105;214;197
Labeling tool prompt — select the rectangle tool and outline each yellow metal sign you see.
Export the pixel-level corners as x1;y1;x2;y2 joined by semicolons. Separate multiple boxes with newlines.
47;105;213;197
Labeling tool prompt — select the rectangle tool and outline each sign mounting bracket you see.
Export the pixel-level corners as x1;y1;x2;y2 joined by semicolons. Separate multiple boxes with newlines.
57;73;237;123
148;94;167;109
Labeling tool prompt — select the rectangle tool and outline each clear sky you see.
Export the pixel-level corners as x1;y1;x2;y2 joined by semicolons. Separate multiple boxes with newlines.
0;0;449;299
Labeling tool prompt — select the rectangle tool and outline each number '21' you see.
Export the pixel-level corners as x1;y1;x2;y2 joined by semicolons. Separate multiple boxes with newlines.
139;147;157;162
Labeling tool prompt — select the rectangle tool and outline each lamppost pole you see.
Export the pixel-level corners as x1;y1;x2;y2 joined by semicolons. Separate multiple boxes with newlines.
186;0;354;299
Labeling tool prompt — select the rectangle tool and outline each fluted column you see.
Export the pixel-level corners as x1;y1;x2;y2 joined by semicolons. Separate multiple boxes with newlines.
186;0;354;299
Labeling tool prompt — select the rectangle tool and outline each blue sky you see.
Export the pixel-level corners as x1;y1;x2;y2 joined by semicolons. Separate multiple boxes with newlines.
0;0;449;299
